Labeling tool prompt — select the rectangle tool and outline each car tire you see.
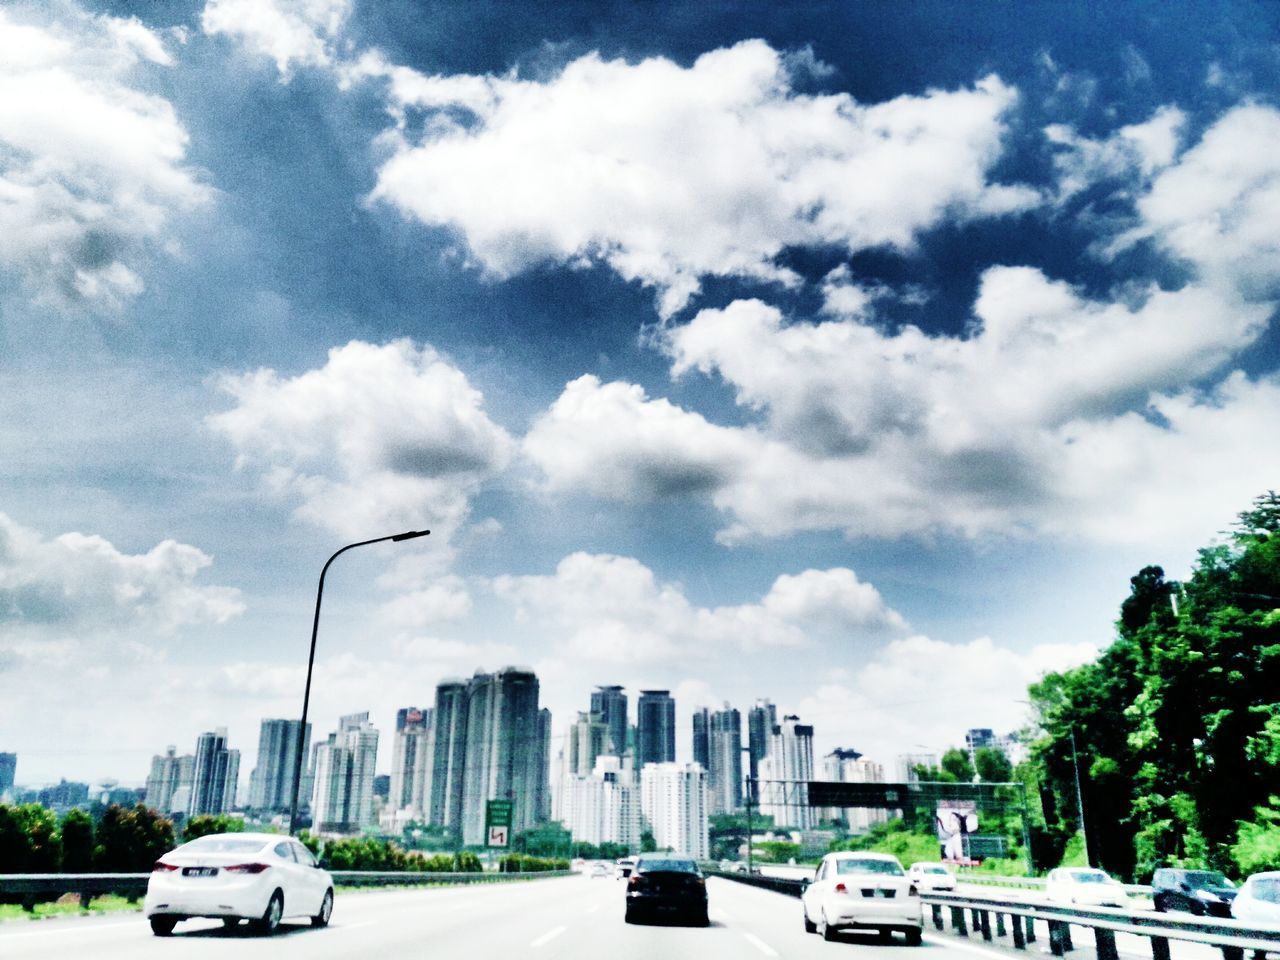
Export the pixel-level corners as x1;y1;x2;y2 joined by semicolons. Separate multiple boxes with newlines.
149;916;177;937
252;890;284;936
821;911;839;942
312;889;334;928
221;918;241;929
624;904;637;924
803;907;817;934
906;928;923;946
692;908;709;927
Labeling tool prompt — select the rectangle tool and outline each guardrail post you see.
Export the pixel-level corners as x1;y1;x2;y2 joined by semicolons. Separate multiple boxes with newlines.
1063;922;1074;951
1150;936;1171;960
79;891;92;909
1222;948;1244;960
1025;915;1036;943
1094;927;1119;960
932;904;944;930
952;905;968;936
972;908;983;934
996;912;1007;938
1012;914;1026;949
1049;920;1068;956
980;910;993;941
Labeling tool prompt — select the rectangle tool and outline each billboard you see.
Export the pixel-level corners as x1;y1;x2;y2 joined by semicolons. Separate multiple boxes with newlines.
935;801;978;861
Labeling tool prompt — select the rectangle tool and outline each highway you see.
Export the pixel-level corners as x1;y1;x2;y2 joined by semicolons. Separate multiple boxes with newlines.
0;872;1230;960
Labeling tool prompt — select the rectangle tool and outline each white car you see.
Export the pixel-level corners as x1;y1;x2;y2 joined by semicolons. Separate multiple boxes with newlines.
144;833;334;936
1231;872;1280;923
615;856;636;880
908;862;957;892
802;851;923;944
1045;867;1129;907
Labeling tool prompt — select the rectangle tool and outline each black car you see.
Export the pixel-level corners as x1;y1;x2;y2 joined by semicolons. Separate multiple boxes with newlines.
624;854;709;926
1151;868;1238;917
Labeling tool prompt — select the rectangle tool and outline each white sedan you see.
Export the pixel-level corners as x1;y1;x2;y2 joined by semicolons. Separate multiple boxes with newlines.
908;862;957;892
1231;872;1280;923
1045;867;1129;907
802;851;923;944
144;832;334;936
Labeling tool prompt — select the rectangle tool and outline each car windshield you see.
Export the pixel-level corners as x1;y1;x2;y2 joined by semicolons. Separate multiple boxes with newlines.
639;859;699;874
1254;879;1280;904
921;866;949;874
179;837;269;854
1186;872;1233;889
836;858;904;876
1070;870;1112;884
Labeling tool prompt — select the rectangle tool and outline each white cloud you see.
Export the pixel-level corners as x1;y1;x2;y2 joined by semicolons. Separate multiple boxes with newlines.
0;5;209;306
1046;104;1185;201
799;634;1097;761
364;41;1036;316
207;339;514;543
492;552;908;665
0;511;243;634
201;0;351;78
377;575;472;630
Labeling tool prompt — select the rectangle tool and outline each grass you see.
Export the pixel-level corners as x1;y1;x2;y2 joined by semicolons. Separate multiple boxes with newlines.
0;895;143;923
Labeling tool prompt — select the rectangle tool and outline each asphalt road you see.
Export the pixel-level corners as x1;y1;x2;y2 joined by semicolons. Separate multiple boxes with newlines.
0;873;1234;960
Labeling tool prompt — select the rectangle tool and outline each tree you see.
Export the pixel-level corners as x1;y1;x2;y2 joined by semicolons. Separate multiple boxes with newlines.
974;748;1013;784
60;809;94;873
940;748;975;784
183;814;244;840
640;830;657;853
0;804;61;873
93;804;174;872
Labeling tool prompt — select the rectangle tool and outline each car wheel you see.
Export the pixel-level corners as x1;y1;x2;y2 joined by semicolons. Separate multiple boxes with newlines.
821;911;839;942
624;904;637;924
692;908;709;927
252;891;284;936
312;889;334;928
906;928;923;946
803;906;817;934
149;916;177;937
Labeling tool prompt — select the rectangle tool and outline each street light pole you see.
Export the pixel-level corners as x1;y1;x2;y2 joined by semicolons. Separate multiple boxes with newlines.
1068;723;1090;867
288;529;430;836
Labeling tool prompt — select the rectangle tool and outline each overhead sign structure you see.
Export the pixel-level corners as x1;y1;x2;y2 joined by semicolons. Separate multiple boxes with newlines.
485;799;513;849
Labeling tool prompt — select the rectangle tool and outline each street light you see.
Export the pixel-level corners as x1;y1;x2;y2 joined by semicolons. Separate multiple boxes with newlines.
288;529;430;836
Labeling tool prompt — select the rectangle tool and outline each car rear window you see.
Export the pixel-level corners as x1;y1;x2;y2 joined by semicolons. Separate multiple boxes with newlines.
1253;878;1280;904
1184;871;1233;889
181;837;270;854
1070;870;1111;884
638;859;699;874
836;858;904;876
922;866;949;874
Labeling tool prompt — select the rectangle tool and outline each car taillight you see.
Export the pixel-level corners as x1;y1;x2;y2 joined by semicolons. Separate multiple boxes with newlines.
152;861;179;872
224;863;271;874
628;875;641;889
834;882;848;895
909;884;919;896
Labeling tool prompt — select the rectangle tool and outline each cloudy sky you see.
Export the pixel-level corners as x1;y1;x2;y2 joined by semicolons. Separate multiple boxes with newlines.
3;0;1279;789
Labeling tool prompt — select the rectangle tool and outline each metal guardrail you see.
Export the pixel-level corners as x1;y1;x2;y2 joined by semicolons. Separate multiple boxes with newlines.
706;868;1279;960
956;873;1154;897
0;869;572;911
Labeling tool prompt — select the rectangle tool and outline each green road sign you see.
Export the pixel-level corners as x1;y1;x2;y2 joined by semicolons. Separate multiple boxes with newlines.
485;799;513;848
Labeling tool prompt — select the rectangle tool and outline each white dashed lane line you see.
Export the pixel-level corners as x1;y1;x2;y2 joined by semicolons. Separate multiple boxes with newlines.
531;925;567;948
742;931;780;956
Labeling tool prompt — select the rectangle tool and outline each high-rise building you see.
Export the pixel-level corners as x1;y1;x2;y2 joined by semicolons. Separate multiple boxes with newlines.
820;749;889;831
37;779;89;811
897;753;937;782
568;711;610;777
640;762;709;859
707;704;743;814
312;712;380;834
189;729;239;816
248;719;311;814
692;708;710;771
536;707;553;824
758;715;814;829
590;685;628;757
146;746;193;814
636;690;675;768
428;679;470;831
0;753;15;802
459;667;548;845
747;699;777;785
562;755;641;850
389;707;431;816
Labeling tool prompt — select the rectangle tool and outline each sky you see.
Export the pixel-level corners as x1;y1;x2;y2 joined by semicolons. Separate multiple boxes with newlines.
2;0;1279;789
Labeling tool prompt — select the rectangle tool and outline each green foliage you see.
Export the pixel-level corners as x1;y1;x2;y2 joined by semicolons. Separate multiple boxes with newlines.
0;804;62;873
754;841;801;863
974;748;1013;783
832;819;939;866
941;748;975;784
183;814;244;841
1233;798;1280;874
93;804;174;872
60;809;94;873
640;830;656;853
498;854;569;872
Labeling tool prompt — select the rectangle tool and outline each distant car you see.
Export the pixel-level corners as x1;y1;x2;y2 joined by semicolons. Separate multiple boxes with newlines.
590;862;610;878
624;854;708;926
801;851;923;944
1231;872;1280;924
615;856;636;880
907;862;957;892
572;858;586;872
144;833;333;937
1152;868;1237;917
1045;867;1129;907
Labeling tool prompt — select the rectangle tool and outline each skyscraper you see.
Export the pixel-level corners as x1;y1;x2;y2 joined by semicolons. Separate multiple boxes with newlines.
821;749;888;831
636;690;675;768
145;746;192;814
691;708;710;771
189;729;239;816
0;753;14;802
747;699;777;785
459;667;548;845
590;685;628;756
248;719;311;813
708;704;743;814
562;755;641;850
567;711;610;777
312;712;380;834
428;679;470;831
389;707;432;816
758;715;814;829
640;762;709;859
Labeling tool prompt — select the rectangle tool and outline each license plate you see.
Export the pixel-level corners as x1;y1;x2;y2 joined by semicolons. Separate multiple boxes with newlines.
183;867;218;877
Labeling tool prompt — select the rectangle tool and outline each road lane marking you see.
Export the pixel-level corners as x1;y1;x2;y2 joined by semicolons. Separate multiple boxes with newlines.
531;925;567;948
710;907;731;922
585;903;600;914
742;932;779;956
924;933;1020;959
0;919;142;941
